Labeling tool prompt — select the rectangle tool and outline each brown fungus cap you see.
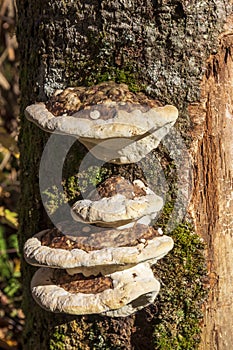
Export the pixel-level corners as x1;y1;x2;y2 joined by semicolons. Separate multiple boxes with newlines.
31;262;160;317
71;178;163;227
25;82;178;164
23;221;174;271
40;222;159;251
92;175;146;200
45;82;161;116
52;270;113;294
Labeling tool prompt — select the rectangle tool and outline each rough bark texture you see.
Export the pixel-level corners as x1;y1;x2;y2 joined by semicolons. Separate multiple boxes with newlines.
16;1;232;349
189;15;233;349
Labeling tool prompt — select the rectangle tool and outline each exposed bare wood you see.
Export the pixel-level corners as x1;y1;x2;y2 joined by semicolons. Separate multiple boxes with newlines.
190;19;233;350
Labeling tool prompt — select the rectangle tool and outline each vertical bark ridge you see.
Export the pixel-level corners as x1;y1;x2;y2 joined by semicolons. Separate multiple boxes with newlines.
190;25;233;350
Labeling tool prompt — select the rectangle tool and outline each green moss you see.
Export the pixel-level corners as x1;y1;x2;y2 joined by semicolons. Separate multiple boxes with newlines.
86;66;144;93
153;222;207;349
62;165;109;203
50;329;66;350
41;185;68;215
42;164;110;214
84;319;122;350
149;146;207;349
60;29;144;92
70;61;144;92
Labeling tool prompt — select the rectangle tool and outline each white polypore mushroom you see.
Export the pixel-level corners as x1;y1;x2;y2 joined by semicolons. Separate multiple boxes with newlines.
23;222;174;271
23;82;177;317
71;177;163;227
24;82;178;164
76;106;178;164
31;262;160;316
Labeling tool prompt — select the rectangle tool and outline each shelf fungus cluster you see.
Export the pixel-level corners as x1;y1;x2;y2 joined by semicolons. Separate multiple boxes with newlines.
24;82;177;317
25;81;178;164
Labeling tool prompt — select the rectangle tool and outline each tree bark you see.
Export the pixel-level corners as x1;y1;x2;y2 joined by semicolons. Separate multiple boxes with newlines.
16;1;232;349
189;17;233;349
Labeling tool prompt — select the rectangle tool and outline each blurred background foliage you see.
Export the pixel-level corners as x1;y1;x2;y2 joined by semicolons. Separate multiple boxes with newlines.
0;1;24;349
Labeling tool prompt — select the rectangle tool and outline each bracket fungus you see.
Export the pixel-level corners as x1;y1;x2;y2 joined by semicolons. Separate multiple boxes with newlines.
24;81;177;316
31;262;160;317
23;222;174;271
71;176;163;227
25;82;178;164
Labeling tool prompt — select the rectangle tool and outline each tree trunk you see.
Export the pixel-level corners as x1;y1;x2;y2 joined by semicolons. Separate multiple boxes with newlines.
16;1;232;349
190;19;233;349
